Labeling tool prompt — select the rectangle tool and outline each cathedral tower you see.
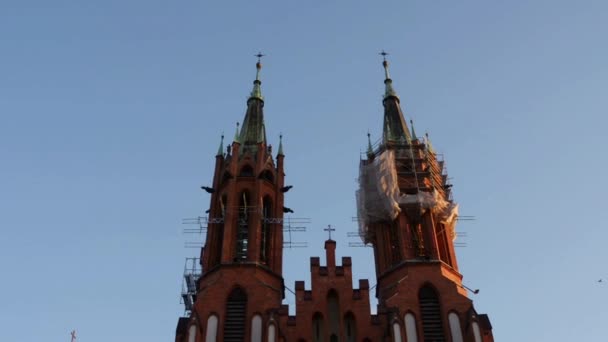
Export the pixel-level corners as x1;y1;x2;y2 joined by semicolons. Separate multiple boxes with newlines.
175;56;494;342
357;54;493;341
179;57;288;342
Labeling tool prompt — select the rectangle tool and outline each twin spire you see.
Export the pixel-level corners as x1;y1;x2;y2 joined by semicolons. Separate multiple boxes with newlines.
222;51;419;157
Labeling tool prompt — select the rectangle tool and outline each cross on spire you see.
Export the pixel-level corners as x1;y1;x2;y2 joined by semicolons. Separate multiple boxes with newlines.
70;330;77;342
255;52;265;62
380;50;389;61
324;224;336;240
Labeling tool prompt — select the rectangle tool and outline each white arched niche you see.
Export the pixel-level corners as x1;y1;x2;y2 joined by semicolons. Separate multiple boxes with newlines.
448;312;463;342
392;322;403;342
267;323;276;342
251;315;263;342
205;315;218;342
472;322;482;342
188;325;197;342
404;313;418;342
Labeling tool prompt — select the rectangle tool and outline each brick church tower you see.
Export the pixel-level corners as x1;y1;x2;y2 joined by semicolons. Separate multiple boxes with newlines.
174;56;494;342
355;54;493;342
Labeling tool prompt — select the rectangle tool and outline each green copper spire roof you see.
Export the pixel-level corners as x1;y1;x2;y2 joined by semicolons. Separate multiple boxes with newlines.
277;134;284;156
248;53;264;102
216;134;224;156
238;54;267;148
367;132;374;156
381;51;399;100
410;119;418;141
380;51;412;144
233;122;240;143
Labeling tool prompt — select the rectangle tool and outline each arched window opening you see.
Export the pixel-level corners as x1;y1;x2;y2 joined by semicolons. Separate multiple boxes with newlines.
251;315;263;342
224;288;247;342
389;220;402;265
392;322;403;342
188;325;197;342
260;196;272;263
436;223;453;267
221;171;233;186
260;169;274;183
411;222;426;257
327;290;340;339
236;192;250;261
448;312;463;342
240;165;254;177
205;315;218;342
419;286;445;342
312;312;324;342
404;313;418;342
472;322;482;342
344;312;357;342
210;195;227;266
267;323;276;342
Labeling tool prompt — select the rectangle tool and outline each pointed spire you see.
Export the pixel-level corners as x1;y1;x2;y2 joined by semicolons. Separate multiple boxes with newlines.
248;52;264;102
277;134;284;156
425;132;435;154
380;50;399;100
216;134;224;156
233;122;240;143
379;51;412;145
239;54;267;147
367;132;374;156
410;119;418;141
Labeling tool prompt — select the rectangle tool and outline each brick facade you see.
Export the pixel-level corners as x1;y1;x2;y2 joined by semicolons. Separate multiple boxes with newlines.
174;60;494;342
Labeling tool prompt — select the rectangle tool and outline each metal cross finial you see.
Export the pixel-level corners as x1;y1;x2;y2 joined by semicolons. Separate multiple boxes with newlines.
255;52;265;62
324;224;336;240
380;50;389;61
70;330;77;342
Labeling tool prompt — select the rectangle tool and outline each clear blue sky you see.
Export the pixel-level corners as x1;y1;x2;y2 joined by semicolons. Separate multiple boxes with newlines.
1;1;607;341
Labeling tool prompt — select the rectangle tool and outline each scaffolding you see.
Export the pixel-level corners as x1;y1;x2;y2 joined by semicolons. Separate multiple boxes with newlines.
180;257;202;314
357;138;459;243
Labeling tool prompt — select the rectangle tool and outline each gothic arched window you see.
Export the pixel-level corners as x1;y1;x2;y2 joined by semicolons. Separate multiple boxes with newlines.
327;290;340;339
344;312;357;342
236;192;250;261
240;165;254;177
224;287;247;342
312;312;324;342
260;196;272;263
419;285;445;342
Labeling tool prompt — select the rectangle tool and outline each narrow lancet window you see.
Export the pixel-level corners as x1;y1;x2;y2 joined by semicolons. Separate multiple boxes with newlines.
327;290;340;339
344;312;357;342
312;313;324;342
251;315;263;342
188;325;197;342
236;192;250;261
404;313;418;342
205;315;218;342
448;312;463;342
260;197;272;263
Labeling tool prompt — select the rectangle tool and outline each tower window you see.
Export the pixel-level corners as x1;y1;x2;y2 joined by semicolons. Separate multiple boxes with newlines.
224;288;247;342
236;192;250;261
419;285;445;342
260;169;274;183
260;196;272;263
240;165;254;177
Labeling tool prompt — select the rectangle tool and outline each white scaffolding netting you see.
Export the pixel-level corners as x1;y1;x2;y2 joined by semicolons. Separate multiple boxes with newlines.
357;150;459;242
